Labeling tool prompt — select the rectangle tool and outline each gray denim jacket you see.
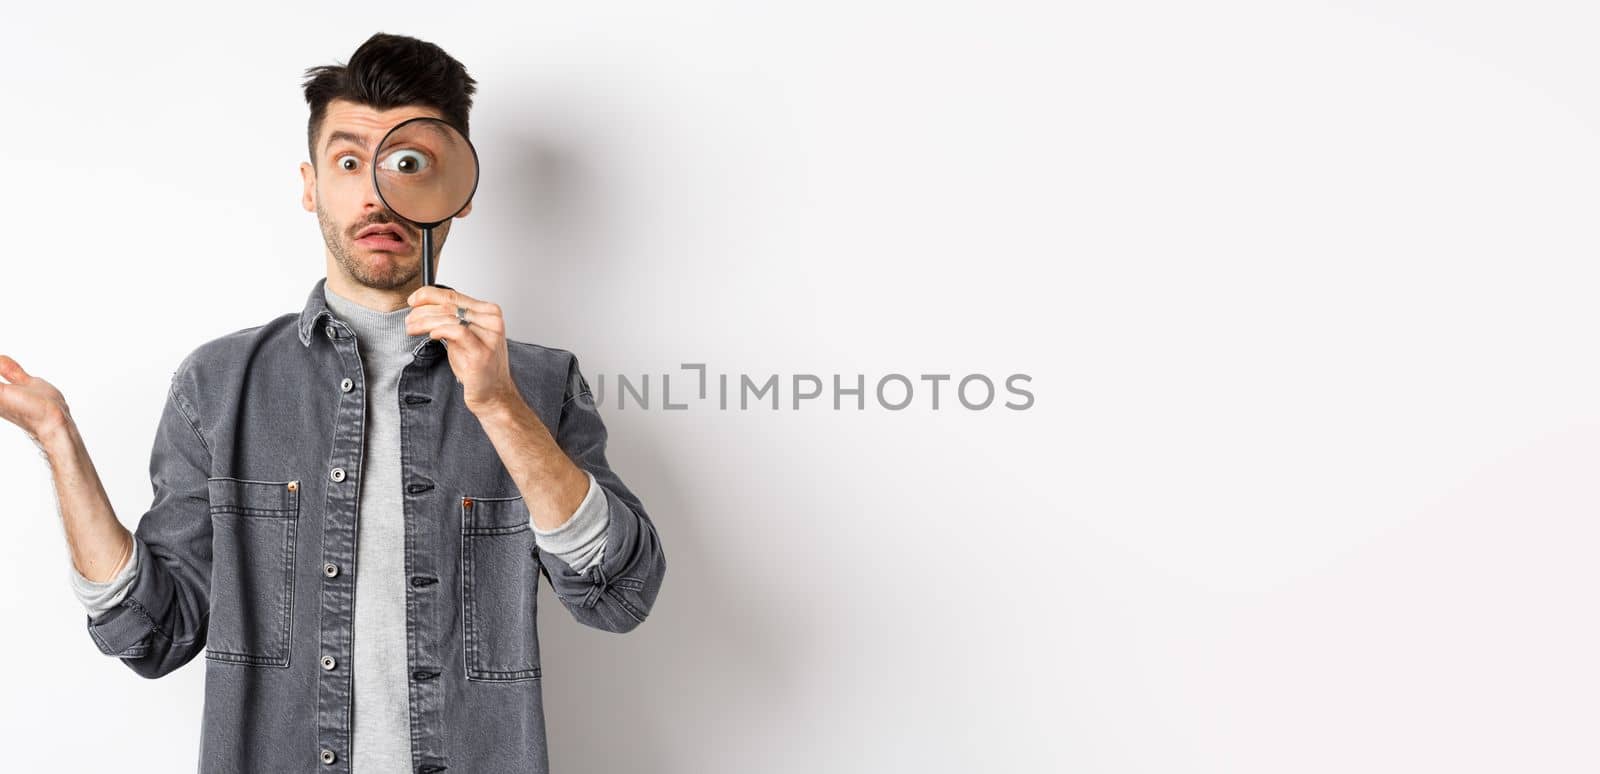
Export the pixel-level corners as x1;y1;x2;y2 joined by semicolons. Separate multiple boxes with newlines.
83;277;666;773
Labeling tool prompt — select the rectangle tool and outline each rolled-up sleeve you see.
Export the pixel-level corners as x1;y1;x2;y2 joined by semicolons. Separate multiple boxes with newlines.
85;360;214;678
532;469;609;574
536;353;666;634
68;540;139;619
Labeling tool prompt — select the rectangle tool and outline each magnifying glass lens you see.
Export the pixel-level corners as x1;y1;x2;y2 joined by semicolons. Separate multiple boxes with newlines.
374;118;477;225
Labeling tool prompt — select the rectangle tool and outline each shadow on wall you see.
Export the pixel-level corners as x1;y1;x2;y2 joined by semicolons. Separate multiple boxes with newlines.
476;133;804;772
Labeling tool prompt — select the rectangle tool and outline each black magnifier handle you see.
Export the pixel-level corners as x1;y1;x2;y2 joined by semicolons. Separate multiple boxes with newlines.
422;226;436;287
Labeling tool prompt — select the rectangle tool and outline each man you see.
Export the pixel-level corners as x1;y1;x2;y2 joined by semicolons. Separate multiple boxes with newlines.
0;32;666;773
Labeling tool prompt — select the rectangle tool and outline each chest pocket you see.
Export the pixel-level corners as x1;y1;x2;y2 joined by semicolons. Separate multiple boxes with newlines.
461;494;542;682
205;476;300;668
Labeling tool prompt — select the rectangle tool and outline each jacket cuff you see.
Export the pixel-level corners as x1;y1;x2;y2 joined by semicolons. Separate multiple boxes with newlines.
84;537;168;658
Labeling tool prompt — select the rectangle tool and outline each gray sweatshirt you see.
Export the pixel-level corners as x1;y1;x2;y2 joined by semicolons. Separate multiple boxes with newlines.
68;281;611;772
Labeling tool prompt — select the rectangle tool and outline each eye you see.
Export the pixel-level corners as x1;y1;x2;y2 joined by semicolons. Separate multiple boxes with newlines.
336;154;360;172
378;148;430;175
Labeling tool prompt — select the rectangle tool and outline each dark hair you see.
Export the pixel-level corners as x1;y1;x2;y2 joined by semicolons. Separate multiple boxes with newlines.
300;32;477;167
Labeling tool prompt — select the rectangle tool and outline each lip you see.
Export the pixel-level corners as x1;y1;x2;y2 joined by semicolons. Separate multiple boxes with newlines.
354;224;409;251
356;235;410;252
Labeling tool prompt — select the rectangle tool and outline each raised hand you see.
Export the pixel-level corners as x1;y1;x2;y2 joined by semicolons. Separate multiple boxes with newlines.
405;285;521;417
0;354;71;450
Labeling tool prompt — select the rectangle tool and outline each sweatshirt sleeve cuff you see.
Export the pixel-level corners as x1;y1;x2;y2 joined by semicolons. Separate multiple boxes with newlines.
69;542;140;619
531;470;609;571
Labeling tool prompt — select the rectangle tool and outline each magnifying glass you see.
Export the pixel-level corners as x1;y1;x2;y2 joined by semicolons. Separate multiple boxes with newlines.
372;117;480;288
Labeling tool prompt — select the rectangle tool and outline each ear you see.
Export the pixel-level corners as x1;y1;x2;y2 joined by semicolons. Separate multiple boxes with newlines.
299;161;316;213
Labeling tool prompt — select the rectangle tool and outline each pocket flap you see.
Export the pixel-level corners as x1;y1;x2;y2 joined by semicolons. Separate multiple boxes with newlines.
207;477;300;517
462;495;531;533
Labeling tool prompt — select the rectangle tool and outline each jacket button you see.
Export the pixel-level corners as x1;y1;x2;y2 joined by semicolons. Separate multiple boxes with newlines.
286;480;298;493
340;377;354;392
320;748;336;765
323;562;339;578
321;655;337;670
330;467;346;482
325;324;336;338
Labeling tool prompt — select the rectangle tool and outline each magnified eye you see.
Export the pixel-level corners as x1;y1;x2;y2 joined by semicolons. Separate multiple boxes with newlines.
379;148;430;175
336;154;360;172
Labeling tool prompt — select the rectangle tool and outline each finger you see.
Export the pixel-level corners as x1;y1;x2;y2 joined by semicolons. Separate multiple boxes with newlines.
423;318;490;355
406;289;505;338
408;285;495;313
410;307;503;337
0;355;29;385
419;313;500;349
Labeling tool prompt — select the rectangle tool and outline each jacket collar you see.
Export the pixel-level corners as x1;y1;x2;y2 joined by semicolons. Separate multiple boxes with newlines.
296;276;333;347
297;276;444;359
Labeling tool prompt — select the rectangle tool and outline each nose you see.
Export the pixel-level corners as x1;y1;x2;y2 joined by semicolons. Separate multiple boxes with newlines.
361;170;386;212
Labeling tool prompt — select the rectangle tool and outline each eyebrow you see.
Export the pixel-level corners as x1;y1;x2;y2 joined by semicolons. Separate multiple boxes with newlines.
411;121;454;146
323;130;370;155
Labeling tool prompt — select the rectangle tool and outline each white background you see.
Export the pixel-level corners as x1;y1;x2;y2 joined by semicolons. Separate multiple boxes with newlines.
3;1;1597;771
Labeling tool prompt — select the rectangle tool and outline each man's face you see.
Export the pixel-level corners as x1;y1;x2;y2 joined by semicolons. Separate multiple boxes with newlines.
299;98;472;291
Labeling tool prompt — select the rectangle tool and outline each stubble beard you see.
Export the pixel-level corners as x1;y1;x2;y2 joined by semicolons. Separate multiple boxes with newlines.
317;200;418;292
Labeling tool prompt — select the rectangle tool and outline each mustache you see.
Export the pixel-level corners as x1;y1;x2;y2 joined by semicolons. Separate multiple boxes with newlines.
351;216;413;238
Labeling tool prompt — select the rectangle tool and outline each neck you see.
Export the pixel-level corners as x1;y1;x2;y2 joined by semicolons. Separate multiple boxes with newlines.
322;280;429;355
323;272;414;313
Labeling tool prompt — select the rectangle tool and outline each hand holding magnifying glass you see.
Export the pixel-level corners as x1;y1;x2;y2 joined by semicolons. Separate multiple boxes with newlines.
372;117;480;288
